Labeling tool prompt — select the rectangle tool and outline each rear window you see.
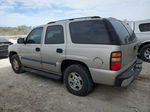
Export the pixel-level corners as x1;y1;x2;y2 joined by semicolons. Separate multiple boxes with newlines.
139;23;150;32
69;20;111;44
110;20;136;44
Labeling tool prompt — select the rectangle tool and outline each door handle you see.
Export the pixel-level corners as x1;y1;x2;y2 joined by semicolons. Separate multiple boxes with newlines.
56;48;63;53
35;47;40;52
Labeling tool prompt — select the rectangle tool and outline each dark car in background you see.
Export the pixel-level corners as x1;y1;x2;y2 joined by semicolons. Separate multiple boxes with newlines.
0;38;12;57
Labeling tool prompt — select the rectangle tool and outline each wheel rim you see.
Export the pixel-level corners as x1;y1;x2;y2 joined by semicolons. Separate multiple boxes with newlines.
12;59;19;71
144;48;150;60
68;72;83;91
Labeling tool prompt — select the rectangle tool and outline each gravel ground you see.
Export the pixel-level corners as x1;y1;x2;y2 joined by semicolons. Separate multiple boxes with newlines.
0;58;149;112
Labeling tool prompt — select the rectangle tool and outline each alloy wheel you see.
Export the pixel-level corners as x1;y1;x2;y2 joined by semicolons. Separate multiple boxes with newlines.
68;72;83;91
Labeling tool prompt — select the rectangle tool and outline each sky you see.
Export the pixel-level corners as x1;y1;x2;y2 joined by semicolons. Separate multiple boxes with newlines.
0;0;149;27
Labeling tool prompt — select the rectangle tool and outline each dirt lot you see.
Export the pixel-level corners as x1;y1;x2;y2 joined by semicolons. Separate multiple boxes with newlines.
0;58;149;112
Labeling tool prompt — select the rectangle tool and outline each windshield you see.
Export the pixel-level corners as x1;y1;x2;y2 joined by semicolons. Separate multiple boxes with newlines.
0;38;9;43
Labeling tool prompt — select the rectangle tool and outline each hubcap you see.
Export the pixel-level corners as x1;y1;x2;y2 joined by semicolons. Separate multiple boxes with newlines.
68;72;83;91
144;48;150;60
13;59;19;70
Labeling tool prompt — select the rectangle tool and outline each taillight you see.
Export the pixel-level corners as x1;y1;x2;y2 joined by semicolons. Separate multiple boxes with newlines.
110;52;122;71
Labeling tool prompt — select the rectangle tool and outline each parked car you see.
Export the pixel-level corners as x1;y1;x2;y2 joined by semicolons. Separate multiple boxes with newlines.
124;19;150;62
0;38;12;57
8;16;142;96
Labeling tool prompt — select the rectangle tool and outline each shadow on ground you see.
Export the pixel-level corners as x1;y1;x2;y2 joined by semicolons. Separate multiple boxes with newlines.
0;56;8;60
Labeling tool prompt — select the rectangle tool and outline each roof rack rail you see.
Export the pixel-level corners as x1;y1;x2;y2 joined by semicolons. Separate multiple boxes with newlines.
47;16;101;24
48;22;56;24
47;19;68;24
68;16;101;21
91;16;100;18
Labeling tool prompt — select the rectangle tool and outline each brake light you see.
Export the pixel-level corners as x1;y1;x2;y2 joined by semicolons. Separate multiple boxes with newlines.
110;52;122;71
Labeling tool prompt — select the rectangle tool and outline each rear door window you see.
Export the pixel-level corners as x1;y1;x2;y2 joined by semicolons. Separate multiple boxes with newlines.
69;20;111;44
45;25;64;44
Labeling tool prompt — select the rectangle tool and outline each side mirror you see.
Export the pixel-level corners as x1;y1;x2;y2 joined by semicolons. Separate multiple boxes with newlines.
17;38;25;44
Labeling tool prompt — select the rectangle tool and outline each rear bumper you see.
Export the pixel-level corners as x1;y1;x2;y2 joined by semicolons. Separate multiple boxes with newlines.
0;50;8;57
115;59;143;87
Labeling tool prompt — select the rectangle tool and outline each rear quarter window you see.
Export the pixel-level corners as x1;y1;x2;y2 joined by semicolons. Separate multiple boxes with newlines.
110;20;136;45
139;23;150;32
69;20;111;44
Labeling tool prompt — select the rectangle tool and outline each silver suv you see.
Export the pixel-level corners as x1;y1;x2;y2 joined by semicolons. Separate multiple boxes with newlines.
125;19;150;62
9;16;142;96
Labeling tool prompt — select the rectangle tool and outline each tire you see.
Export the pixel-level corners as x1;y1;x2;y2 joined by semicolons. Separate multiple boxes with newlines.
10;54;24;73
140;44;150;62
64;64;94;96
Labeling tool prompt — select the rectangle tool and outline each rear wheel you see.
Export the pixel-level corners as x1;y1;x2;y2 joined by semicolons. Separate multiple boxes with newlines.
64;64;94;96
10;54;24;73
140;44;150;62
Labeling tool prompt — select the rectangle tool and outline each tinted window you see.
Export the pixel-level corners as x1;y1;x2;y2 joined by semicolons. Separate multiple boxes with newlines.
26;27;43;44
139;23;150;32
123;22;136;42
110;20;133;44
45;25;64;44
69;20;110;44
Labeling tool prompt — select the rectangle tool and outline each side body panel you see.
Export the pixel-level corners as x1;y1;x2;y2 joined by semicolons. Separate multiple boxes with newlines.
10;26;45;69
8;44;21;55
40;22;66;75
65;20;121;85
19;44;42;69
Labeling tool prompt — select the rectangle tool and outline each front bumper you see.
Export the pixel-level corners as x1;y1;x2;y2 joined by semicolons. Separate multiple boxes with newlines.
115;59;143;87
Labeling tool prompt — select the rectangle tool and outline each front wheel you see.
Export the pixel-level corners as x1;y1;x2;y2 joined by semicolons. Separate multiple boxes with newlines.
64;64;94;96
10;54;24;73
140;44;150;62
